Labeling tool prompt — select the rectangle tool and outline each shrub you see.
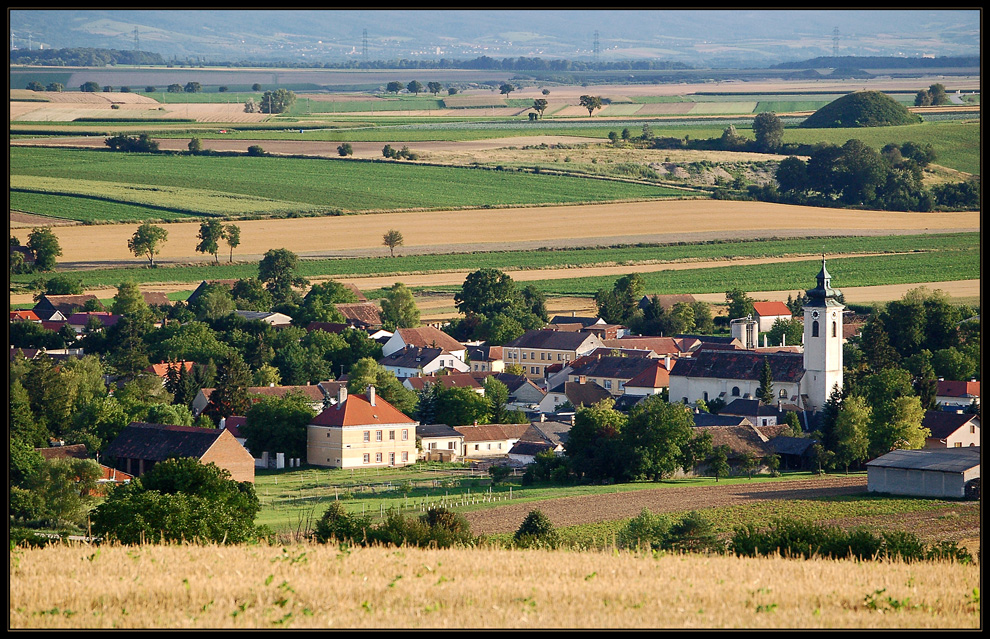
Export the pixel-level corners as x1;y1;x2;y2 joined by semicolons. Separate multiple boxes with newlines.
246;145;266;157
514;509;561;549
312;501;372;544
488;464;511;484
337;143;353;157
667;511;723;554
618;508;672;551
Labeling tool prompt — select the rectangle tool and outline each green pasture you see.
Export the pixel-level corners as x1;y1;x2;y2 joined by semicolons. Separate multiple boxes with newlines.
10;191;200;223
286;96;446;115
10;147;684;219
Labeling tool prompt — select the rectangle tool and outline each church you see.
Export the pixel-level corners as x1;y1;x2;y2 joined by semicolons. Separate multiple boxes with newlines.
668;256;844;414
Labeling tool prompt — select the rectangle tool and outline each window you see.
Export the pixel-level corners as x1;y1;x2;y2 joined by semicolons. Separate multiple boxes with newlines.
954;442;962;448
779;389;788;398
401;452;408;462
703;392;709;402
389;430;395;440
363;453;370;464
430;442;437;450
448;441;455;449
389;452;395;464
376;430;382;442
812;320;819;337
970;425;976;433
474;444;479;450
522;352;527;360
363;431;370;442
487;443;491;450
832;322;837;337
531;367;538;375
604;380;612;390
498;443;502;449
732;387;740;397
402;429;408;440
375;452;383;462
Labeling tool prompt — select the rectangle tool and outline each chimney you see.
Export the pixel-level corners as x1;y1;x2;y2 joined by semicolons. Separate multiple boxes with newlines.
337;385;348;406
664;355;671;370
219;417;226;430
540;413;546;423
763;334;768;348
367;385;376;406
579;375;587;385
269;382;275;387
473;420;478;426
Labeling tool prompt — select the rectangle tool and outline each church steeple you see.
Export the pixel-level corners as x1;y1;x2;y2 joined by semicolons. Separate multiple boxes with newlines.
805;254;842;307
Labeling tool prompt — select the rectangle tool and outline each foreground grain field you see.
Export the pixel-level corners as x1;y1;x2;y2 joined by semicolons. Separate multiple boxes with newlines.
9;542;980;629
32;200;981;265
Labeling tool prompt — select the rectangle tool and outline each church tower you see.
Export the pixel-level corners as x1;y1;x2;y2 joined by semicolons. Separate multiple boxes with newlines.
802;255;844;412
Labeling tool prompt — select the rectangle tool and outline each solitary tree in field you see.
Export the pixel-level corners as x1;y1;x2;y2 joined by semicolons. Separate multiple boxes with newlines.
407;80;424;96
383;229;404;257
386;81;403;94
224;224;241;263
184;81;202;93
47;82;64;92
752;112;784;153
427;81;443;96
80;81;100;92
259;89;296;114
499;83;515;96
187;137;203;154
26;81;44;91
532;98;548;119
542;88;550;96
252;83;262;91
128;223;169;268
579;95;603;116
27;227;62;272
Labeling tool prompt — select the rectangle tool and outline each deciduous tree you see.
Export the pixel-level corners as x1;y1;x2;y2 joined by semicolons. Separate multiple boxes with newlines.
127;223;168;267
27;227;62;272
752;111;784;152
382;229;404;257
579;95;603;116
196;219;226;264
224;223;241;263
258;248;308;305
380;282;420;331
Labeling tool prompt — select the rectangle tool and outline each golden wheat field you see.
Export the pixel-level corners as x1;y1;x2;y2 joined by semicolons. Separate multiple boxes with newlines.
36;201;981;265
8;543;980;629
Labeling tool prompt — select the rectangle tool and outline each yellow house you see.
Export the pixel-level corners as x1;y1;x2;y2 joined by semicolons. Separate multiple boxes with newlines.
307;386;418;468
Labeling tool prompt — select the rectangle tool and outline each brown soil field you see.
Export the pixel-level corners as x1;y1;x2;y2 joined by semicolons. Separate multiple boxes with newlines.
29;200;981;265
463;475;870;535
10;211;80;228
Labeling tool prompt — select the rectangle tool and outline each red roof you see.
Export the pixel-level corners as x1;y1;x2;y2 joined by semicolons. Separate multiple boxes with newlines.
310;391;416;427
751;301;792;317
145;361;195;377
624;359;673;389
10;310;40;321
404;373;483;391
937;380;980;399
395;327;464;353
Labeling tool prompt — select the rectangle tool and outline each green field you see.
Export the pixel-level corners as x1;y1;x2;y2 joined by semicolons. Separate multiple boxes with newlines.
10;147;686;220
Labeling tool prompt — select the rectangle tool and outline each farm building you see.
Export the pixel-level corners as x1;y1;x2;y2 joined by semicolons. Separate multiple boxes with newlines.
922;411;980;449
866;447;980;499
751;301;793;333
416;423;465;462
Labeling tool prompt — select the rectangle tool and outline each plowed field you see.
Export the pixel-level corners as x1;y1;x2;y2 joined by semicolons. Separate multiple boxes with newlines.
463;475;869;535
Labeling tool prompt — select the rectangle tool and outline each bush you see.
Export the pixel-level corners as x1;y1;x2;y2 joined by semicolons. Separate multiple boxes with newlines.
513;509;561;548
618;508;672;550
667;511;723;553
312;501;372;544
247;145;265;157
488;464;511;484
337;143;353;157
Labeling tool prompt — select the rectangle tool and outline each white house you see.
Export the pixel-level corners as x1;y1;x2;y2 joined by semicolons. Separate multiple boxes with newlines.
922;411;980;449
379;346;470;378
751;301;793;333
382;326;466;361
936;380;980;411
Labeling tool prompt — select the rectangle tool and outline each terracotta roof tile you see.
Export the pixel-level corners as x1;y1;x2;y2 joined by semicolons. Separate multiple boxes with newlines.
937;380;980;399
396;327;465;353
310;391;416;427
752;301;792;317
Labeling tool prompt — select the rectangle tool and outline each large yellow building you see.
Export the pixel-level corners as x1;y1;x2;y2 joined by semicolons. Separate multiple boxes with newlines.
306;386;418;468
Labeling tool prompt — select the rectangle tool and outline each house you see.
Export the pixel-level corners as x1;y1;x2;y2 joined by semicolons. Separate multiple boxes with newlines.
219;416;248;448
766;435;818;470
936;380;980;411
538;378;612;414
508;440;557;465
35;443;134;494
192;384;328;416
403;372;484;394
33;294;102;320
548;315;605;327
471;372;546;410
101;422;256;483
141;291;172;307
503;329;605;380
381;346;470;378
382;327;466;362
719;398;794;428
669;351;806;408
866;447;980;499
9;309;41;322
751;301;793;333
922;411;980;449
466;344;505;373
416;423;465;462
691;422;773;475
334;302;383;330
455;423;532;459
548;322;627;340
692;413;754;428
566;354;661;396
603;336;690;357
307;386;418;468
521;419;571;453
622;358;674;397
67;311;122;333
144;360;196;383
234;310;293;327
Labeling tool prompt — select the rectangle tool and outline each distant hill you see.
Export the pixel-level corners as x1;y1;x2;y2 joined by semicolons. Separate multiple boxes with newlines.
10;47;165;67
799;91;922;128
773;55;980;69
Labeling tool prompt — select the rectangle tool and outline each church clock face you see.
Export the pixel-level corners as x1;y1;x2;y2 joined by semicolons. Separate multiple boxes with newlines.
811;310;820;319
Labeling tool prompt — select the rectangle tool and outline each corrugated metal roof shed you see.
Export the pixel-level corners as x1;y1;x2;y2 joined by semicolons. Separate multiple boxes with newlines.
866;447;980;473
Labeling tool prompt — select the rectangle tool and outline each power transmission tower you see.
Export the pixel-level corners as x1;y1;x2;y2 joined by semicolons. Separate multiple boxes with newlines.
134;27;140;51
593;30;601;68
363;29;368;63
832;27;839;58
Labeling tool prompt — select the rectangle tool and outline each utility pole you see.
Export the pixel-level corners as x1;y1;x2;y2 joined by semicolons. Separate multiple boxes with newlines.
593;31;600;69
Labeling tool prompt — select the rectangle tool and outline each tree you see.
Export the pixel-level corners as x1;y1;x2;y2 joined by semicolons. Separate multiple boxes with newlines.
27;80;44;91
345;358;417;417
259;89;296;114
258;248;308;305
337;142;353;156
242;392;316;460
386;81;403;94
243;98;258;113
111;281;150;319
833;395;871;473
247;145;265;156
532;98;548;119
380;282;420;331
105;133;159;152
927;83;949;106
565;399;631;483
203;351;252;423
46;82;64;92
91;458;261;544
80;81;100;92
224;224;241;263
914;89;933;107
196;219;226;264
752;112;784;153
27;227;62;271
447;86;458;96
434;385;491;427
382;229;404;257
708;445;730;482
738;452;759;479
427;81;443;96
499;83;515;96
766;317;803;348
623;396;695;481
252;83;262;91
218;86;228;93
128;223;168;267
514;509;560;548
756;357;775;405
187;137;203;154
406;80;424;96
26;457;102;530
579;95;603;116
184;81;202;93
484;377;512;424
455;268;517;318
145;85;156;93
776;156;809;192
725;287;755;319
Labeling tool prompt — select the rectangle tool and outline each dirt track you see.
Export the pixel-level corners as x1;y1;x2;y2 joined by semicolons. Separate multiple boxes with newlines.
463;475;869;535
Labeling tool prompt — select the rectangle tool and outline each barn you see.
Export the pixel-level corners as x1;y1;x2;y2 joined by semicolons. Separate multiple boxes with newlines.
866;447;980;499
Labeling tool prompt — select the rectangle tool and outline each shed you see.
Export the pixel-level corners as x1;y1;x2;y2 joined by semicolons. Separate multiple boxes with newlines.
866;447;980;499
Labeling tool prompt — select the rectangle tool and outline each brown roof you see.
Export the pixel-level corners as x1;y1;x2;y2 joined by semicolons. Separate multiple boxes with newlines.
547;379;612;407
200;385;326;403
607;336;684;355
937;380;980;399
34;294;101;317
306;321;351;335
454;423;532;442
145;361;195;378
102;422;229;461
310;391;416;427
342;282;368;302
569;355;660;382
504;329;603;352
336;302;382;328
395;327;465;353
186;280;238;305
922;410;979;440
693;424;773;458
36;443;90;460
671;351;805;384
624;359;673;389
141;291;172;306
404;373;483;391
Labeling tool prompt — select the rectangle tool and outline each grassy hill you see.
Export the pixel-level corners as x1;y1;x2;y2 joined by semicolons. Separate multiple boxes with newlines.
800;91;923;128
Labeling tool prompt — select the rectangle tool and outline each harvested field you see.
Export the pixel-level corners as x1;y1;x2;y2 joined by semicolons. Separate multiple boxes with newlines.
463;476;870;535
35;200;980;264
10;211;80;228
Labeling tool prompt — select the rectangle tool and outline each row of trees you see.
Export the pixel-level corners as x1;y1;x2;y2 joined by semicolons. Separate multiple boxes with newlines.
244;89;297;114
